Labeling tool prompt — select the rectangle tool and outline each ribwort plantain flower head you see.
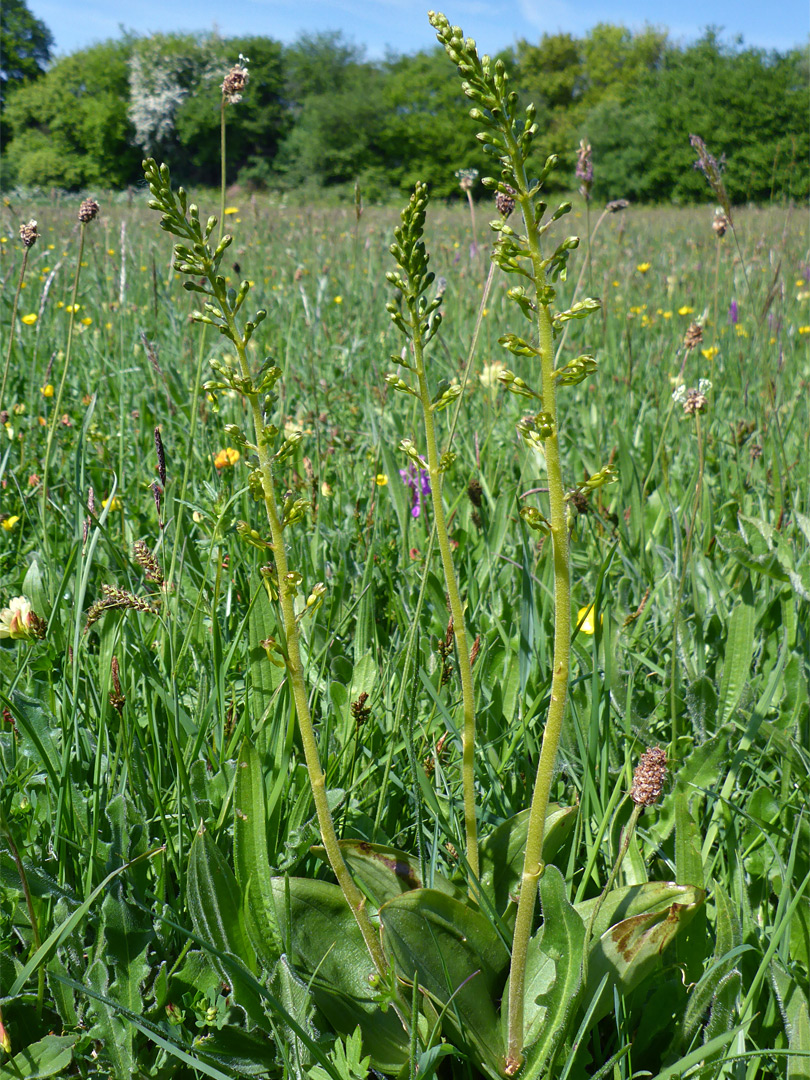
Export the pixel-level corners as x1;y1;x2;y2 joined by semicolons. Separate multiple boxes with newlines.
19;220;39;248
78;198;99;223
222;55;249;103
630;746;667;807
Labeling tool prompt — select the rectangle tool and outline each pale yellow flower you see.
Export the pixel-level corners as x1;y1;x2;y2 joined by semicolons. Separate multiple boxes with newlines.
0;596;40;639
479;359;506;388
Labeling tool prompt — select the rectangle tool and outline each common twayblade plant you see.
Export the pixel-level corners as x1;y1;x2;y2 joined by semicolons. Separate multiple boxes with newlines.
135;15;708;1079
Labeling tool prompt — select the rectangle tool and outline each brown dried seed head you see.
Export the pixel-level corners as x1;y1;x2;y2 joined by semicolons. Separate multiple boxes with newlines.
684;322;703;350
222;63;249;103
78;198;99;223
630;746;667;807
606;199;630;214
19;220;39;248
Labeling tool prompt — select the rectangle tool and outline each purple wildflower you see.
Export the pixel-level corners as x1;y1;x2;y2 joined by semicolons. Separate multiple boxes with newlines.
400;463;431;518
728;299;738;325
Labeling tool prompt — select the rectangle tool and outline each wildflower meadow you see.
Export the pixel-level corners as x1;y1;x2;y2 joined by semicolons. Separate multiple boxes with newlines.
0;11;809;1079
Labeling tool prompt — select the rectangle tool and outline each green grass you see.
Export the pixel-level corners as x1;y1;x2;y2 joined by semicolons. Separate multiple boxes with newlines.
0;188;808;1078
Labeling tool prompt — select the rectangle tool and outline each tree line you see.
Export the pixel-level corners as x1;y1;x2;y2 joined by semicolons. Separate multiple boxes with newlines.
1;0;807;203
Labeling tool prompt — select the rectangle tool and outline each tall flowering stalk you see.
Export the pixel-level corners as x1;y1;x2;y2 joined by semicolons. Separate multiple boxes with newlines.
429;13;616;1067
1;220;39;415
141;159;394;993
385;182;480;884
41;199;99;539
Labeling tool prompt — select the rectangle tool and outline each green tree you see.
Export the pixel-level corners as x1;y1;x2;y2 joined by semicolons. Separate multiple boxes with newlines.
0;0;53;107
587;32;809;203
377;48;484;198
172;36;286;186
274;32;385;190
3;39;138;188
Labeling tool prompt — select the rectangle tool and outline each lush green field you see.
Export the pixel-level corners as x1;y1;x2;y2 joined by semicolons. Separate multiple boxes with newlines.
0;181;808;1079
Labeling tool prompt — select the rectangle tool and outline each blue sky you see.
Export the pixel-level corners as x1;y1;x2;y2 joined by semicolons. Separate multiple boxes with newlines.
29;0;808;58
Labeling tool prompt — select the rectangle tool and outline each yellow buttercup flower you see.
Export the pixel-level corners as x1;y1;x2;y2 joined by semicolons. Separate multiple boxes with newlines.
21;313;37;325
102;495;121;511
40;384;54;397
678;306;694;316
1;516;20;531
701;346;719;360
213;447;240;469
636;263;651;273
577;604;600;635
224;206;240;215
333;296;343;305
375;473;389;486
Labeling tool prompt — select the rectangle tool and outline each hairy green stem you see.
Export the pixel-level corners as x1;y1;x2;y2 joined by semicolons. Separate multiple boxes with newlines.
505;174;572;1069
222;313;391;988
408;301;479;887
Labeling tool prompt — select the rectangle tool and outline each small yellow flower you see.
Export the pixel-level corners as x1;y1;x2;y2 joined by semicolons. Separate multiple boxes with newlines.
797;291;810;301
701;345;719;360
321;481;333;497
612;280;620;287
798;326;810;335
577;604;600;635
333;296;343;304
636;262;651;273
662;311;673;319
40;384;54;397
678;306;694;316
736;325;749;337
795;279;806;288
21;313;37;325
481;307;489;317
102;495;121;511
65;304;81;313
1;516;20;531
224;206;240;215
81;317;92;326
375;473;389;486
213;447;240;469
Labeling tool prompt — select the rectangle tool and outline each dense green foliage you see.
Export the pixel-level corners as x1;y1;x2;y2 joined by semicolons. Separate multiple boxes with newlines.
0;0;52;106
0;176;808;1074
1;18;807;202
